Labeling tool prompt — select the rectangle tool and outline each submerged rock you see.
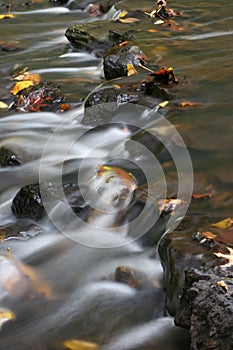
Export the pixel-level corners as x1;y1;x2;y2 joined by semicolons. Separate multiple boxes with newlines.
0;146;23;167
158;215;233;350
0;220;43;241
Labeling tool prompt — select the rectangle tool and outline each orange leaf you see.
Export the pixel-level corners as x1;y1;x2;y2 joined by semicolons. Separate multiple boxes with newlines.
179;101;203;108
147;29;158;33
10;80;34;95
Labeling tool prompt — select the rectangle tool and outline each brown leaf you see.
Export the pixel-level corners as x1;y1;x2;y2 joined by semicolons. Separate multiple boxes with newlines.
179;101;203;108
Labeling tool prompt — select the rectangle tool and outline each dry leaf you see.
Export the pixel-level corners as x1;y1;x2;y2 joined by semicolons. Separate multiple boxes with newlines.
119;10;128;18
10;80;35;95
214;247;233;268
158;100;169;108
119;17;140;23
119;41;128;47
147;29;158;33
0;101;8;109
217;280;228;292
211;218;233;230
96;165;137;191
154;19;165;25
179;101;203;108
0;307;16;331
58;103;72;112
0;14;15;21
63;339;99;350
126;63;138;77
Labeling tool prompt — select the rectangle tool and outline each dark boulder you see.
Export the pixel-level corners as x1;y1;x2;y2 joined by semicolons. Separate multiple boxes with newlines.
11;183;46;220
158;215;233;349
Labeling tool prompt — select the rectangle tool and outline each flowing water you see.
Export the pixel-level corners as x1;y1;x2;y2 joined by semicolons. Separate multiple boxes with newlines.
0;1;232;349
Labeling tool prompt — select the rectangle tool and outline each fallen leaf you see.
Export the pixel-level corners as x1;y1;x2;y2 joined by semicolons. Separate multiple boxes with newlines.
0;14;15;21
179;101;203;108
214;247;233;268
119;17;140;23
154;19;165;25
211;218;233;229
0;307;16;331
96;165;137;191
10;80;35;95
63;339;99;350
119;41;128;47
192;192;214;199
119;10;128;18
126;63;138;77
147;29;158;33
0;101;8;109
58;103;72;112
217;280;228;292
158;100;169;108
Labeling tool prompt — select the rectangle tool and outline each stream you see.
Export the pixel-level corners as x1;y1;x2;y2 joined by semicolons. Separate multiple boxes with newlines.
0;1;232;349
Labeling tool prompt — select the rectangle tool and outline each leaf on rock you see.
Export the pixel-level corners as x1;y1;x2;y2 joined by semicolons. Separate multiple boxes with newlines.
214;247;233;268
63;339;99;350
57;103;72;112
119;10;128;19
0;14;15;21
127;64;138;77
158;100;169;108
217;280;228;292
10;80;35;95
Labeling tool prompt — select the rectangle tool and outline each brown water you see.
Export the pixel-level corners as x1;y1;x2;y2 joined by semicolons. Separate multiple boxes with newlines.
0;1;232;349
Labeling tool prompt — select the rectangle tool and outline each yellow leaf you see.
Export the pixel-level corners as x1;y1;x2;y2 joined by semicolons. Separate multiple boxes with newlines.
211;218;233;229
179;101;203;108
0;14;15;21
147;29;158;33
126;64;138;77
119;17;140;23
158;100;169;108
10;80;34;95
63;339;99;350
0;307;16;331
0;101;8;109
119;10;128;18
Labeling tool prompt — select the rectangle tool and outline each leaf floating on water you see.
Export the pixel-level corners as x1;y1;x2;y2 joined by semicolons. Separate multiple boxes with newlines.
147;29;158;33
126;64;138;77
63;339;99;350
0;101;8;109
118;17;140;23
179;101;203;108
158;100;169;108
154;19;165;25
96;165;137;191
214;247;233;268
0;14;15;21
11;69;41;95
211;218;233;230
0;307;16;331
57;103;72;112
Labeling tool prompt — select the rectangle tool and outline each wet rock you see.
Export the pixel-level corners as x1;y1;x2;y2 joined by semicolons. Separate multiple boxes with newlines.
11;183;46;220
0;220;44;241
0;146;23;167
65;21;136;55
83;86;139;125
103;44;146;80
158;215;233;350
